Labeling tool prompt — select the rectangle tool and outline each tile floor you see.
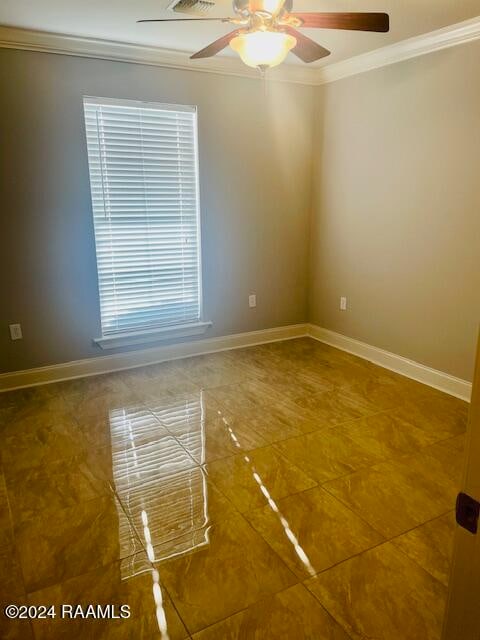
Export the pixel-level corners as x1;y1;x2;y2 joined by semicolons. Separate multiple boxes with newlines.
0;338;467;639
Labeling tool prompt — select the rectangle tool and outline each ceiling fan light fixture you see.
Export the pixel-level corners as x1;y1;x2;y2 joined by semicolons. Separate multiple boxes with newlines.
230;30;296;69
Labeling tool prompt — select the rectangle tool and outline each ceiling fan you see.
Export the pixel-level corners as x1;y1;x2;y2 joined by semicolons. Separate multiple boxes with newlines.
138;0;390;71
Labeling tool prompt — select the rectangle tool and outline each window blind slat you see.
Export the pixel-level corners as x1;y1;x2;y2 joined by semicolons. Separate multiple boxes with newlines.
84;97;202;335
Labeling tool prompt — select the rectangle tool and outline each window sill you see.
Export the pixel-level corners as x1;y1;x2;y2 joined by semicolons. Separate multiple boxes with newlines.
94;321;212;350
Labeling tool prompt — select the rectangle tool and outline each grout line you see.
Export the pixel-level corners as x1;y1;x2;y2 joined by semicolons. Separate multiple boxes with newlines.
306;506;457;583
303;578;360;640
161;579;192;638
388;509;457;585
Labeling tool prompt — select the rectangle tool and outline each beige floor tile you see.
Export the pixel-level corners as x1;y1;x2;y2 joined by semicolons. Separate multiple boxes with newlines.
263;338;334;362
0;408;11;431
246;486;384;579
0;475;24;600
118;361;201;403
173;415;267;464
1;414;86;475
1;621;33;640
5;450;113;528
189;367;251;391
207;447;317;513
28;556;188;640
149;396;266;464
0;390;67;432
74;413;116;450
0;597;34;640
298;360;374;390
265;343;335;367
159;514;297;634
147;390;220;430
251;368;335;403
323;444;459;538
274;428;382;484
117;360;185;384
0;546;24;601
306;542;447;640
0;390;71;423
180;354;253;389
391;374;467;403
180;350;237;368
0;473;13;547
392;512;456;586
226;346;291;371
237;360;297;383
136;380;201;406
76;405;170;451
439;432;466;454
337;411;440;460
424;437;465;488
105;405;176;453
236;411;303;444
58;372;131;400
60;373;141;420
15;496;143;592
295;388;379;427
239;401;322;443
206;380;286;413
391;394;468;440
0;339;467;639
69;390;141;423
0;384;58;409
111;436;198;493
192;583;349;639
118;466;236;560
382;372;445;402
339;374;408;411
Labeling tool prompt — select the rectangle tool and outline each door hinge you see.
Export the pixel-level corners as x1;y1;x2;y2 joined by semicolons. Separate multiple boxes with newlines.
456;492;480;534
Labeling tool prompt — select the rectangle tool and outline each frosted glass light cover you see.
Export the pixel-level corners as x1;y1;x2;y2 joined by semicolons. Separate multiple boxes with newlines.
230;30;296;69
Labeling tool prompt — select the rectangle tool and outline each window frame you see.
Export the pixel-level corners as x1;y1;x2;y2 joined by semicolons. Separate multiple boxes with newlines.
83;96;210;348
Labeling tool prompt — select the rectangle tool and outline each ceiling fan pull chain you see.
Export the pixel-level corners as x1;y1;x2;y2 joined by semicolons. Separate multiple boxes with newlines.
260;66;269;97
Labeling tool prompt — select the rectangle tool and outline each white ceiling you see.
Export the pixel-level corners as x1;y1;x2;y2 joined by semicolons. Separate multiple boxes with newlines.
0;0;478;67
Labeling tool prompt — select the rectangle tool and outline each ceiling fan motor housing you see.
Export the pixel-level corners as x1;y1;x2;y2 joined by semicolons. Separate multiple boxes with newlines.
233;0;293;18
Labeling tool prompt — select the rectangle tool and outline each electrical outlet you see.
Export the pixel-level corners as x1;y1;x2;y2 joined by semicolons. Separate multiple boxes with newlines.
9;323;23;340
249;294;257;308
340;297;347;311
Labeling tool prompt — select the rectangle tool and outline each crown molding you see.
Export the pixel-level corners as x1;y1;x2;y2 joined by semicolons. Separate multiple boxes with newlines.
0;16;479;86
314;15;480;85
0;25;316;85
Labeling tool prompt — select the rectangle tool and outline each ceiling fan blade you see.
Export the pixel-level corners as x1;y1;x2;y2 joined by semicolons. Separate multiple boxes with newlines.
291;12;390;33
190;29;241;59
283;27;330;63
137;17;232;23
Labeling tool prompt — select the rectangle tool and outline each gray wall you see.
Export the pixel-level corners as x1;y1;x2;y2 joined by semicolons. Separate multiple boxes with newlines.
2;42;479;381
0;49;315;373
309;40;480;381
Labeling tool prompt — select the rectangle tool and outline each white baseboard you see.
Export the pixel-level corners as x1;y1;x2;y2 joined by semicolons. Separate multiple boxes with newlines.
307;324;472;402
0;323;308;392
0;322;472;402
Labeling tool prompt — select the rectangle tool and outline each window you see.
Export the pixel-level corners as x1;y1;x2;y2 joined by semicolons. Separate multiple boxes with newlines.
84;97;206;345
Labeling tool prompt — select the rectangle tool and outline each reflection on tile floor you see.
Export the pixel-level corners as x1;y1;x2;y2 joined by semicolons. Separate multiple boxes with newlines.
0;338;468;638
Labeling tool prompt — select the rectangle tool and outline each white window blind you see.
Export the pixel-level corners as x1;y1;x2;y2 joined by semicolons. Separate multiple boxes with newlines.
83;97;202;336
